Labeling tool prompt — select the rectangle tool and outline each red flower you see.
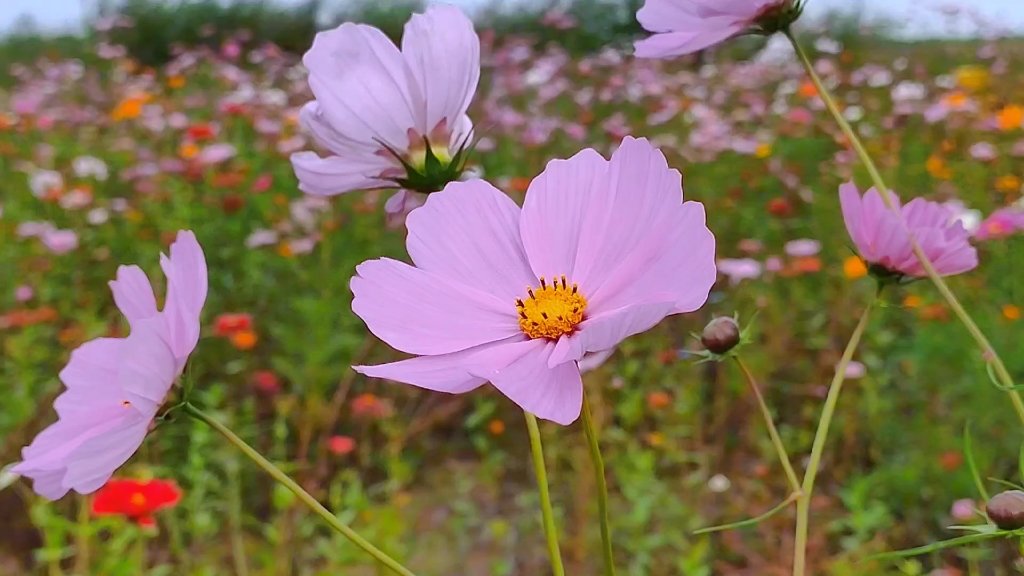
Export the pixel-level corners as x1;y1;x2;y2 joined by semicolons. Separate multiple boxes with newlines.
186;123;216;141
92;478;182;528
214;313;252;337
327;435;356;456
252;370;280;394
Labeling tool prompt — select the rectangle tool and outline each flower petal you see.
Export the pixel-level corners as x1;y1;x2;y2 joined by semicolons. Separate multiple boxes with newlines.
63;411;151;494
303;23;417;150
159;231;207;363
291;152;392;196
108;265;157;326
401;5;480;135
406;179;535;302
548;300;676;367
354;336;526;394
351;258;521;355
472;339;584;425
634;24;743;58
118;317;178;407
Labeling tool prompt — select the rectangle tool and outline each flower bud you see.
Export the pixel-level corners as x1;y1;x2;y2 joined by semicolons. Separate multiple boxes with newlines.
986;490;1024;530
701;317;741;355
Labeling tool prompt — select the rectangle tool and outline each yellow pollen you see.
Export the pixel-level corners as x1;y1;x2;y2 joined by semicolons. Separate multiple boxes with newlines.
515;275;587;340
130;493;147;507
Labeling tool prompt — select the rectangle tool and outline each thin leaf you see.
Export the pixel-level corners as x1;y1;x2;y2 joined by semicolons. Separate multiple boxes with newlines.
1018;438;1024;487
947;524;999;535
693;497;793;535
964;422;990;502
867;533;1003;561
986;477;1024;492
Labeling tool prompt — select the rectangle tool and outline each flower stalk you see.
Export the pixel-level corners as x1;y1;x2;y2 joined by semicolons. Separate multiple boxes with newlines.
524;411;566;576
791;296;877;576
734;357;801;496
785;29;1024;425
183;403;419;576
581;392;617;576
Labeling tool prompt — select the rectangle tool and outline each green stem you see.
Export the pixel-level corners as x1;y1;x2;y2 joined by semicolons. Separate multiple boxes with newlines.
791;297;876;576
581;392;616;576
73;495;91;575
183;403;419;576
734;357;802;496
524;411;566;576
785;29;1024;426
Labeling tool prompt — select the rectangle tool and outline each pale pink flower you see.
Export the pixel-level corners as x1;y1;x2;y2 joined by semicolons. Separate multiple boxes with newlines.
198;143;237;165
12;232;207;500
950;498;976;521
968;141;997;161
15;285;34;302
839;182;978;278
973;207;1024;241
291;5;480;196
41;229;79;254
351;138;716;425
634;0;800;59
717;258;763;285
784;238;821;257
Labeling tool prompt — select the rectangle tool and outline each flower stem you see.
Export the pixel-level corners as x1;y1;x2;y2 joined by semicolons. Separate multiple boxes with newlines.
524;411;566;576
581;392;616;576
734;357;801;496
73;495;91;575
792;297;877;576
785;30;1024;426
183;403;419;576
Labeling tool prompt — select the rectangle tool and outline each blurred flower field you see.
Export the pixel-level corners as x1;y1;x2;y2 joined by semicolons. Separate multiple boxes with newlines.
1;5;1024;575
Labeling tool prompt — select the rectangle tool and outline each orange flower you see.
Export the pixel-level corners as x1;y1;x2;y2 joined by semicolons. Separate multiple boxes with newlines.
903;295;922;308
646;391;671;410
843;256;867;279
351;393;394;419
230;330;258;350
179;142;199;160
755;143;772;158
798;81;818;98
792;256;822;274
997;105;1023;131
166;75;186;89
1004;304;1021;321
919;304;949;322
487;419;506;435
995;174;1021;194
508;176;531;193
276;243;294;258
110;93;151;121
942;92;969;108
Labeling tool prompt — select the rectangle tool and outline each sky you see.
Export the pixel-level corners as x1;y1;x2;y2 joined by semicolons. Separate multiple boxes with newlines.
2;0;1023;38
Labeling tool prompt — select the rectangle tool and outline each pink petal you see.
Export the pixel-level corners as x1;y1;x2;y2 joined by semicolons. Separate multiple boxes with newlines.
15;405;128;471
549;300;677;367
159;231;207;363
401;5;480;136
519;147;607;280
354;336;526;394
633;24;743;58
473;339;584;425
406;179;535;302
838;181;866;250
108;265;157;326
291;151;391;196
117;316;178;408
351;258;521;355
303;23;417;151
62;410;151;493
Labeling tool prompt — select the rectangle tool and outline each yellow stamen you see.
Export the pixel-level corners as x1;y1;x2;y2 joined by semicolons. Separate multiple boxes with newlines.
130;493;147;507
515;275;587;340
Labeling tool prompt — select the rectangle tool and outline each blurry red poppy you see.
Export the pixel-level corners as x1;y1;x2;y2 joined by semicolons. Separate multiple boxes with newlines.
351;393;394;419
92;478;182;528
252;370;281;394
187;124;216;141
214;313;253;336
767;197;793;218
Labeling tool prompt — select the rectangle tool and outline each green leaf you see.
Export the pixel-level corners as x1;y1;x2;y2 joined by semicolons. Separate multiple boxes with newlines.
693;497;794;534
947;524;998;535
868;532;1004;561
964;422;990;502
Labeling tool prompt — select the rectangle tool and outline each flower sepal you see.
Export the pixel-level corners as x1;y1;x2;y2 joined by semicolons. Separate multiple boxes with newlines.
691;312;758;363
377;136;473;195
748;0;805;36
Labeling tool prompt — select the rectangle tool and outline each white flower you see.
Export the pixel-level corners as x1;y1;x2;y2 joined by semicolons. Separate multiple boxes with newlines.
708;474;731;493
72;156;109;181
29;169;63;198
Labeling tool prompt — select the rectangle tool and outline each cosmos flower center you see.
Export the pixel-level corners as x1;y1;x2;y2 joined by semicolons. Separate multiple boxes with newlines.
515;275;587;340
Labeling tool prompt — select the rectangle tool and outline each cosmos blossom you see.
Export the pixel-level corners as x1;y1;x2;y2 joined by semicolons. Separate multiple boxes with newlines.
973;206;1024;241
839;182;978;279
290;5;480;199
350;137;716;425
12;231;207;500
91;478;182;528
634;0;802;59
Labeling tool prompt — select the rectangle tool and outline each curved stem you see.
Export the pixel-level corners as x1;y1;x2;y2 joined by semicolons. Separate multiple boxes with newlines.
524;411;566;576
581;392;616;576
183;403;419;576
734;357;801;496
785;30;1024;425
792;297;877;576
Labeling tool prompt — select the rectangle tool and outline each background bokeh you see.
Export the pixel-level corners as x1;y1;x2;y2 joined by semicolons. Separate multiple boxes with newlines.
1;0;1023;574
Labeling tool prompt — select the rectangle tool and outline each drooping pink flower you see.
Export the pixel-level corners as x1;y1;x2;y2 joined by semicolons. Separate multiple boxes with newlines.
634;0;801;59
839;183;978;278
350;138;716;425
290;5;480;197
973;206;1024;241
12;232;207;500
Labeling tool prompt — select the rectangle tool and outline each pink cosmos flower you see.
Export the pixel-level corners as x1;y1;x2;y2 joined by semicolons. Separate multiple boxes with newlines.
634;0;799;59
973;206;1024;241
290;5;480;198
12;231;207;500
839;183;978;278
350;138;716;425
